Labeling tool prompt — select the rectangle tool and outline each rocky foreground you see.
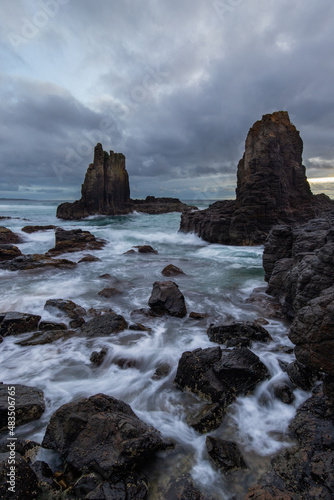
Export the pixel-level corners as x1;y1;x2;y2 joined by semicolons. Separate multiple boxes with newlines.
57;143;193;220
180;111;334;244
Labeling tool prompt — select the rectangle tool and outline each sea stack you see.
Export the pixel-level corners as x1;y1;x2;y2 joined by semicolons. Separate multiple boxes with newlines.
180;111;333;245
57;144;131;220
57;143;193;219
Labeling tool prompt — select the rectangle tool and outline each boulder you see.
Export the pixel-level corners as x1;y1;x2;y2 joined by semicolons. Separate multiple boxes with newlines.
207;321;272;347
206;436;247;473
38;321;67;331
189;402;228;434
44;299;86;327
81;313;128;338
42;393;166;478
0;254;77;272
0;452;39;500
0;312;41;337
148;281;187;317
174;347;269;405
152;362;171;380
21;225;57;233
0;244;22;261
162;264;185;277
0;384;45;431
0;226;22;244
47;228;105;255
189;312;208;320
180;112;333;245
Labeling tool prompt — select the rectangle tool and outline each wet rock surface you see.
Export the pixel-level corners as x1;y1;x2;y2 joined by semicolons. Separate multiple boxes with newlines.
42;393;167;478
0;226;22;244
0;253;77;271
17;329;77;346
206;436;247;473
47;227;105;255
174;346;269;432
207;321;272;347
0;244;22;261
245;387;334;499
180;112;333;245
0;384;45;431
0;452;39;499
162;264;185;276
21;225;57;233
81;313;128;337
0;312;41;337
148;280;187;317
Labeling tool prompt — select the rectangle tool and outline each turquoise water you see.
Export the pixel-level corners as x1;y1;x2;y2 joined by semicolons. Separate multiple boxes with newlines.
0;200;309;499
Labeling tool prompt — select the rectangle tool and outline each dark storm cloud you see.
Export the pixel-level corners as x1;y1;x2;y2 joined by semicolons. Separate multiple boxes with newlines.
1;0;334;199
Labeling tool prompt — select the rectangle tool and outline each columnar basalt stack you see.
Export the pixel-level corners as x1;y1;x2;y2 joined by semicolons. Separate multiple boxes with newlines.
57;143;192;220
180;111;333;245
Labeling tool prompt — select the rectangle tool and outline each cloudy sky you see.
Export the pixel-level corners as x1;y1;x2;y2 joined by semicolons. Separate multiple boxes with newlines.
1;0;334;201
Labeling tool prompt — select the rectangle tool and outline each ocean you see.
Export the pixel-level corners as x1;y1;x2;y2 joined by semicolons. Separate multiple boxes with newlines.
0;199;309;499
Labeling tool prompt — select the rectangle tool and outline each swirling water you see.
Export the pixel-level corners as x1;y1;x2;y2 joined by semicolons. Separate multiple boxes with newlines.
0;199;309;499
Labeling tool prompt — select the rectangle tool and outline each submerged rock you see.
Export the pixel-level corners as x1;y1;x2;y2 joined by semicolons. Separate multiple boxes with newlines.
135;245;158;254
17;329;77;346
148;281;187;317
78;254;102;263
98;287;122;298
44;298;86;328
0;384;45;431
206;436;247;473
42;393;167;478
47;228;105;255
0;312;41;337
180;112;333;245
162;264;185;277
164;475;205;500
90;347;108;366
207;321;272;347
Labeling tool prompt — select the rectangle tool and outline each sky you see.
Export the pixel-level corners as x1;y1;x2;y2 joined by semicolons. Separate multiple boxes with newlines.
1;0;334;201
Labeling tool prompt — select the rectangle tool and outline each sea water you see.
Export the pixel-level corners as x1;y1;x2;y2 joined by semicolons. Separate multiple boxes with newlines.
0;199;310;499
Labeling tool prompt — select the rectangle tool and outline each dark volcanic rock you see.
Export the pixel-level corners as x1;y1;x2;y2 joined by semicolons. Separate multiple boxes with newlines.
0;384;45;431
47;228;105;255
90;347;108;366
0;312;41;337
263;216;334;319
73;471;149;499
180;112;333;245
206;436;247;473
135;245;158;254
56;143;193;220
44;299;86;327
79;254;102;263
38;321;67;331
0;244;22;261
207;321;272;347
174;346;268;427
17;329;77;346
0;253;77;271
245;387;334;499
0;452;39;500
21;225;57;233
81;313;128;337
0;226;22;244
42;393;166;478
289;286;334;376
162;264;185;276
165;475;205;500
189;402;228;434
148;280;187;317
